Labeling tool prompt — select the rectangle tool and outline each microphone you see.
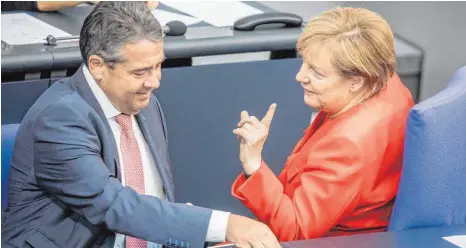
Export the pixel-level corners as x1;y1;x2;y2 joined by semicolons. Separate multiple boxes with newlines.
45;21;187;45
163;20;187;36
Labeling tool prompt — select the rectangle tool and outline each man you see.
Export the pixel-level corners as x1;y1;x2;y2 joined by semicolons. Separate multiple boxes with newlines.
1;2;279;248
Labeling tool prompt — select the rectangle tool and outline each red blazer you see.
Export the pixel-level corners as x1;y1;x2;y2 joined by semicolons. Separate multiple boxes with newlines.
232;74;414;241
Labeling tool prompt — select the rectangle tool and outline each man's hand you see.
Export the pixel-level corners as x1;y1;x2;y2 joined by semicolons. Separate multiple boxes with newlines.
225;214;280;248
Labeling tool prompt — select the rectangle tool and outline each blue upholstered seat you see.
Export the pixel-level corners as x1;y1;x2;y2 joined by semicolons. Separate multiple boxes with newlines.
389;66;466;231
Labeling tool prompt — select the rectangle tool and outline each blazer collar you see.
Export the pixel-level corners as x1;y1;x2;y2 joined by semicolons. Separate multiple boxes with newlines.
70;65;122;181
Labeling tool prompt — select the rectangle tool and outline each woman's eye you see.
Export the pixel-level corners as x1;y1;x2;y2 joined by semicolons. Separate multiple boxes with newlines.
312;68;323;78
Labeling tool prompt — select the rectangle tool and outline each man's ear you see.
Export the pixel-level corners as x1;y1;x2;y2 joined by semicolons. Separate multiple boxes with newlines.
349;76;365;93
88;55;106;81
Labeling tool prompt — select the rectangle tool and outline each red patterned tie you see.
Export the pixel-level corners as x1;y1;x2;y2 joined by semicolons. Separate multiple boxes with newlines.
115;114;147;248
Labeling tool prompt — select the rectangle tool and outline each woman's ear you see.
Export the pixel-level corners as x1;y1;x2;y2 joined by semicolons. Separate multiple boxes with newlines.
349;76;365;93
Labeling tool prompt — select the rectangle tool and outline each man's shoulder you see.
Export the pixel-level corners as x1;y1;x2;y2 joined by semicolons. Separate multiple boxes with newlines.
23;79;95;126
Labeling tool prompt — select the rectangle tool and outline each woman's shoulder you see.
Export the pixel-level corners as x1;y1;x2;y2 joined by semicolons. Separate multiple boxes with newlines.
308;74;413;151
329;79;413;144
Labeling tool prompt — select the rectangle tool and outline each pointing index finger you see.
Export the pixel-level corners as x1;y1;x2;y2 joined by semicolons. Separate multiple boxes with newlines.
261;103;277;127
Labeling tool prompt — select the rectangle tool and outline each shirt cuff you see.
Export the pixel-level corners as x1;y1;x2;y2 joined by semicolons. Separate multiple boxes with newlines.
205;210;231;242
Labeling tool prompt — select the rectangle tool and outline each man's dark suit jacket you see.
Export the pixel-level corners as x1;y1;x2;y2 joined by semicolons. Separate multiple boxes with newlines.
2;68;213;248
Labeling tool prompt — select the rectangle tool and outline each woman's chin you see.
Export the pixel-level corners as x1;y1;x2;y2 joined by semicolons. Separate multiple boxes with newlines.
304;95;320;109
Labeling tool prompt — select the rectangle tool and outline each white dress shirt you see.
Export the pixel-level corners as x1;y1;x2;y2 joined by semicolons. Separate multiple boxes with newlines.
83;66;230;247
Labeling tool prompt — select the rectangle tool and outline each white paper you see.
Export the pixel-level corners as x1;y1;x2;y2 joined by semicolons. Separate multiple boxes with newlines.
444;235;466;248
152;9;201;27
162;1;263;27
1;13;71;45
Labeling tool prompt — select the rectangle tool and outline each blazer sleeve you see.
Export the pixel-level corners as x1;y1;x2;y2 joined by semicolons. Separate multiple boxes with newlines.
232;137;366;241
33;102;212;248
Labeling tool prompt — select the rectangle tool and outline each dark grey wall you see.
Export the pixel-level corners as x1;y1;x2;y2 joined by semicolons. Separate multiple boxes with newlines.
263;1;466;100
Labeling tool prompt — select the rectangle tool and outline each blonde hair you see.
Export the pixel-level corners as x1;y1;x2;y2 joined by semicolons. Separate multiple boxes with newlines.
297;7;396;97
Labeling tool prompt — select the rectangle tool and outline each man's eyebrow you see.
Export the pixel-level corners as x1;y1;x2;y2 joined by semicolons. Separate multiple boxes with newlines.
130;66;153;73
129;56;166;73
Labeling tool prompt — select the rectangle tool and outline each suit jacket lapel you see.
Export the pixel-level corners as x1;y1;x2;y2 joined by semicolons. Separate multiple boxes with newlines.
291;111;327;154
70;66;122;181
136;113;175;202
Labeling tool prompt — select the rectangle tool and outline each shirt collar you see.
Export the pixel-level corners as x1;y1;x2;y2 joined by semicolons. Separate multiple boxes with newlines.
83;66;121;119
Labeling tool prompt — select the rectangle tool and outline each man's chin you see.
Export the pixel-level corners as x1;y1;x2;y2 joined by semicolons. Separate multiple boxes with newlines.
130;103;150;115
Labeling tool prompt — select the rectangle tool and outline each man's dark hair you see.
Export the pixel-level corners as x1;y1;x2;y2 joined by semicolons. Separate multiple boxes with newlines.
79;1;163;67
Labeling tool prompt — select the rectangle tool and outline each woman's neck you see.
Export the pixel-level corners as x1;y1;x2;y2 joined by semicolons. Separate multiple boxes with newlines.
328;88;373;119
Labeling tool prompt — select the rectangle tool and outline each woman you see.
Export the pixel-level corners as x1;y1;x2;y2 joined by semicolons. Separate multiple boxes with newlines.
232;7;414;241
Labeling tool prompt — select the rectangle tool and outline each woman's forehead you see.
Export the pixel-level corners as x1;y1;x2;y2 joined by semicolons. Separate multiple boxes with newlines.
302;42;337;69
